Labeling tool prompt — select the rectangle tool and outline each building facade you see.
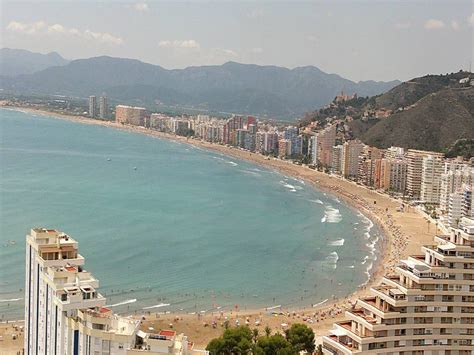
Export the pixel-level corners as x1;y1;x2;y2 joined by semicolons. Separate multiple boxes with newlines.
115;105;147;126
323;217;474;354
24;228;200;355
89;96;97;118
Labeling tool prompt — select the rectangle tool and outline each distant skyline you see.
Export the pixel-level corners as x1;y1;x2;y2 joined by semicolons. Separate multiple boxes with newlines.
1;0;473;82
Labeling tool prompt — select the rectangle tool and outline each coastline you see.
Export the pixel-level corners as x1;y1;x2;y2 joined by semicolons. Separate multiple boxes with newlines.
0;105;436;348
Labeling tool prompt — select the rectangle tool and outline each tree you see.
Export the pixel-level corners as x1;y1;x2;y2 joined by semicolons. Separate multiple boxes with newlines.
205;326;253;355
284;324;315;353
264;326;271;337
257;334;295;355
252;328;259;343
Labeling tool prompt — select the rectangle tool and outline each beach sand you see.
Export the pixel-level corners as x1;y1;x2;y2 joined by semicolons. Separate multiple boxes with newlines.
0;105;437;350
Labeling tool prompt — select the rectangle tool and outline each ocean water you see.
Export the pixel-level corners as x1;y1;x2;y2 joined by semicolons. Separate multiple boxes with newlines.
0;109;382;319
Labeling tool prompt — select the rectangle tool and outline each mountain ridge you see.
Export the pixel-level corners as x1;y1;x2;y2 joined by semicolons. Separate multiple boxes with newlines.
1;52;400;118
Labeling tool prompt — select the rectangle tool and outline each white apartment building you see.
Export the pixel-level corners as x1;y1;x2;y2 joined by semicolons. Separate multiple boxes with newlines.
323;217;474;354
24;228;199;355
332;145;343;174
420;155;444;204
407;149;444;200
309;135;318;165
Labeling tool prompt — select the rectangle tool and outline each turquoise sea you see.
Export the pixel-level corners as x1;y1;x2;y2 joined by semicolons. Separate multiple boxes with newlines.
0;109;382;320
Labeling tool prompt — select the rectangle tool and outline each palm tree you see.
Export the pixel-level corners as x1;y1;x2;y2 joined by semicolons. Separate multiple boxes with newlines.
264;326;271;337
252;328;259;343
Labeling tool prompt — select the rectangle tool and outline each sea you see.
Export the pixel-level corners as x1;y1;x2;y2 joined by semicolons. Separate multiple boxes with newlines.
0;108;382;320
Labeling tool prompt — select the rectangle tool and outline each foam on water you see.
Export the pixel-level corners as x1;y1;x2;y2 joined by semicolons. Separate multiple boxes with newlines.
142;303;171;310
106;299;137;307
328;238;345;246
323;206;343;223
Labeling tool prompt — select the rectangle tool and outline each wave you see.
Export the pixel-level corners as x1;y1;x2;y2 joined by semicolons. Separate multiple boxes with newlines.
324;251;339;269
142;303;171;310
347;265;355;269
328;238;345;246
0;298;22;303
310;199;323;205
312;299;328;308
226;161;238;166
322;206;342;223
240;169;262;177
283;183;295;189
321;216;327;223
106;299;137;307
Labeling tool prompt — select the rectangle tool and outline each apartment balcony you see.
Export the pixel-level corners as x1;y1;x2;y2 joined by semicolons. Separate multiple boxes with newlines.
371;285;407;307
323;334;361;354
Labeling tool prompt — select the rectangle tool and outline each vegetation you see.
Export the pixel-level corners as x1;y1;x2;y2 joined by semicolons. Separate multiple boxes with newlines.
206;324;317;355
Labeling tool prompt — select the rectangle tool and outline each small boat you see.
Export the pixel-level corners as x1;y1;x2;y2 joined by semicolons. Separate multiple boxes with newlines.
133;167;137;170
107;158;111;161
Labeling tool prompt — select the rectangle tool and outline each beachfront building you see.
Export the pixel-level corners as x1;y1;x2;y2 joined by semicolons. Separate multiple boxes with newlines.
322;216;474;354
331;145;343;174
99;95;108;119
89;95;97;118
386;159;408;194
406;149;444;200
24;228;139;354
278;139;291;158
115;105;147;126
420;154;444;204
439;161;474;216
341;140;364;179
309;135;318;166
357;147;384;187
24;228;201;355
317;125;337;168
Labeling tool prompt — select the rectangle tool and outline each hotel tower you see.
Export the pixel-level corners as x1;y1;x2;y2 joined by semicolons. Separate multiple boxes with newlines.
322;216;474;354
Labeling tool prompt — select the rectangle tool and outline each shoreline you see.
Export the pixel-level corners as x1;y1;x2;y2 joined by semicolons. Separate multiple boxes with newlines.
1;105;436;347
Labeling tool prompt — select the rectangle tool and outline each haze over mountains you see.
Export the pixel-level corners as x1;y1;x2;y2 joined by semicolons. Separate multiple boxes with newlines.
0;48;400;118
0;48;70;77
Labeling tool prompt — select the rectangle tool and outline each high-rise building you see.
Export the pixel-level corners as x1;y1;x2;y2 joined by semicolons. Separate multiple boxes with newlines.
358;147;384;187
341;140;364;179
439;161;473;215
323;216;474;354
88;96;97;118
406;149;444;200
420;155;444;204
317;125;337;168
24;228;198;355
24;228;139;354
387;159;408;193
331;145;343;174
99;95;108;119
278;139;291;158
309;135;318;166
115;105;146;126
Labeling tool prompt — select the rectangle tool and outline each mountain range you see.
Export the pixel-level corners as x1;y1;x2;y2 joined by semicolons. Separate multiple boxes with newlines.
0;48;400;118
0;48;70;77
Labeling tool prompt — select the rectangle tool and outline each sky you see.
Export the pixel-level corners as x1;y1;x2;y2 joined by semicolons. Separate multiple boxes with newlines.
1;0;473;82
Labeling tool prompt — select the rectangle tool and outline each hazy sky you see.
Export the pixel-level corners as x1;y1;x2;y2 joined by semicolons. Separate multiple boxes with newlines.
2;0;473;81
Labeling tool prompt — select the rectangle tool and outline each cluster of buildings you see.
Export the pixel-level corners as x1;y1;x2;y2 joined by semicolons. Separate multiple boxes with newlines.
24;228;207;355
113;105;473;228
322;215;474;354
89;95;109;119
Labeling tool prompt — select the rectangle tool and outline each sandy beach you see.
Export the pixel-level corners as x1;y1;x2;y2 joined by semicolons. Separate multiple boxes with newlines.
0;105;437;351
